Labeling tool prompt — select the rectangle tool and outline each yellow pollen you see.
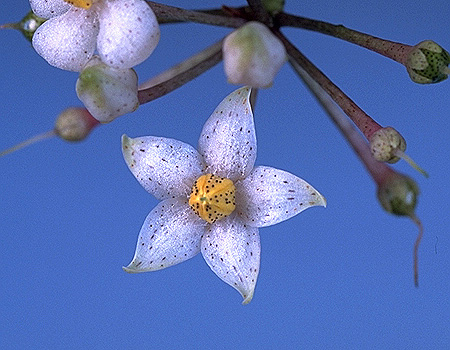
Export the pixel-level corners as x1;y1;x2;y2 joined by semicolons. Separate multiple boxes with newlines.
63;0;96;9
189;174;236;224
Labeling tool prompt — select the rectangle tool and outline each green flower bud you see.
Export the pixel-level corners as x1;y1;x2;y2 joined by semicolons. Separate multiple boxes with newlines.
406;40;450;84
377;173;419;216
20;11;46;42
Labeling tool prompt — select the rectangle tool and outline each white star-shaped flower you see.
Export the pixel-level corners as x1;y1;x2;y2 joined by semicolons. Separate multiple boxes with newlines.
122;86;326;304
30;0;160;71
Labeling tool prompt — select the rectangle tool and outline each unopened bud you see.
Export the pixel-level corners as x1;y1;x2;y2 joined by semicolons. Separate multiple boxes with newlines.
377;173;419;216
406;40;450;84
76;56;139;123
223;21;287;88
377;172;424;287
0;107;99;157
370;127;428;177
370;127;406;163
55;107;99;141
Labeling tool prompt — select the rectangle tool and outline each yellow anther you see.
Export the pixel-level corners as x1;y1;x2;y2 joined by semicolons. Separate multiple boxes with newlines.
63;0;96;9
189;174;236;224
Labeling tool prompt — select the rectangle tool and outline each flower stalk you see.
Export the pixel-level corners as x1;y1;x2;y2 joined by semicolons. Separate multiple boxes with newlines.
277;30;427;176
277;13;413;64
276;30;382;140
289;56;423;287
137;40;223;104
147;1;246;27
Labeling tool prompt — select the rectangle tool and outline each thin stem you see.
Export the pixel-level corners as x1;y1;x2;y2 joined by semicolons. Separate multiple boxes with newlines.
275;29;382;139
288;56;392;185
0;130;56;157
0;23;20;30
147;2;246;28
139;41;223;90
138;40;223;105
410;214;423;287
276;12;413;64
290;56;424;288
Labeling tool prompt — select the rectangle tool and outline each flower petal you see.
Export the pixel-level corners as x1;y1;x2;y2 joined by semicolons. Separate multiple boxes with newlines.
96;0;160;69
201;215;260;304
198;86;257;182
235;166;326;227
32;7;98;71
123;197;207;273
30;0;70;18
122;135;205;200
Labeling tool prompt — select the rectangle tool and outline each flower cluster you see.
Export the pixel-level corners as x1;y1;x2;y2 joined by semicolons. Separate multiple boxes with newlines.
3;0;446;302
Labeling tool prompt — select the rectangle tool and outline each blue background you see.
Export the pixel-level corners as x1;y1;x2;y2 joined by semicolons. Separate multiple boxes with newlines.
1;1;449;349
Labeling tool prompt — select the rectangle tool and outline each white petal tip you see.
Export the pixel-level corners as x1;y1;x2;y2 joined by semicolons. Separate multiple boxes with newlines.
121;134;131;145
241;292;254;305
122;263;143;273
318;194;327;208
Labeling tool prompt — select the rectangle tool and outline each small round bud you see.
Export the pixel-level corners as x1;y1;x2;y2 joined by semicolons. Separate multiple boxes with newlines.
377;173;419;216
406;40;450;84
223;21;287;88
19;11;47;42
369;127;406;163
76;56;139;123
55;107;99;141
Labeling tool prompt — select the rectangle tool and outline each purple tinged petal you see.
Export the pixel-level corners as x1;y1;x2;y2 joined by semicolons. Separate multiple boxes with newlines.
201;215;260;304
32;7;98;71
122;135;205;200
235;166;326;227
198;86;257;182
123;197;207;273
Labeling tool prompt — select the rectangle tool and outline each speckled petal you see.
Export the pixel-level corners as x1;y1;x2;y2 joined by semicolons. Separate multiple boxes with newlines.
32;7;98;71
235;166;326;227
122;135;205;200
30;0;70;18
96;0;160;68
201;215;260;304
198;86;256;182
123;197;207;273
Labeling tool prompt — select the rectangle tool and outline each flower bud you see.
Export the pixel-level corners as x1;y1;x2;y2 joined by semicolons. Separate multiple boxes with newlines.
223;21;287;88
405;40;450;84
377;173;419;216
76;56;139;123
55;107;99;141
369;127;406;163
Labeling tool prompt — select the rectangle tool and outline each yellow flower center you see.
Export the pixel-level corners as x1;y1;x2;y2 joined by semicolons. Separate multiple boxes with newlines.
189;174;236;224
63;0;97;9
